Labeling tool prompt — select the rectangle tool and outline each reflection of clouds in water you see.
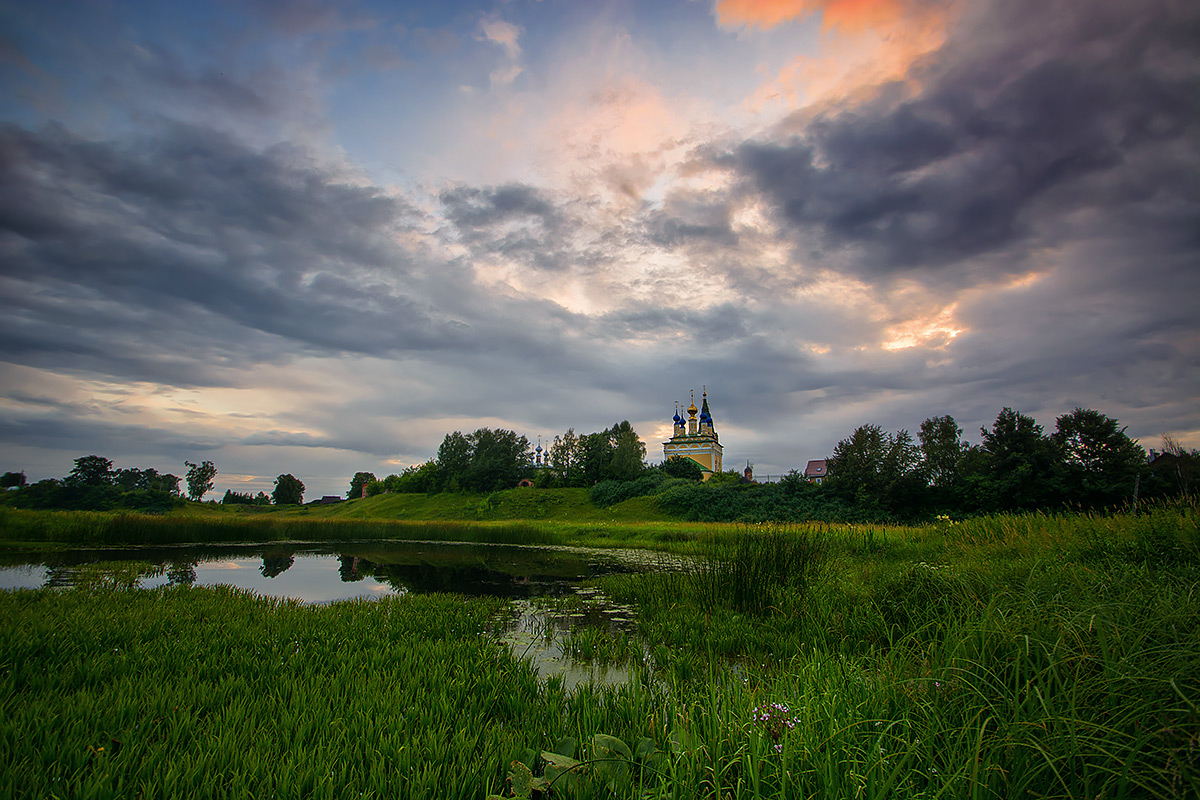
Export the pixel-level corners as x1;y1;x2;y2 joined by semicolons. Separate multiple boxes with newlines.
2;544;643;604
187;556;399;604
0;565;47;591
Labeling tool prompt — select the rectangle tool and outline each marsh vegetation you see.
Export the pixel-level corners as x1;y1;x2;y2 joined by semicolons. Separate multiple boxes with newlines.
1;504;1197;798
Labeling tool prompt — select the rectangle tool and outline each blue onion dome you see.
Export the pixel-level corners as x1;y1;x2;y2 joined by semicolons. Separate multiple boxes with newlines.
673;410;682;424
535;444;542;453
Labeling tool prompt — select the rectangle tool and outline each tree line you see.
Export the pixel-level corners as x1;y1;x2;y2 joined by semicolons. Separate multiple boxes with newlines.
350;406;1194;522
3;406;1192;521
2;457;309;511
347;421;648;498
820;407;1185;518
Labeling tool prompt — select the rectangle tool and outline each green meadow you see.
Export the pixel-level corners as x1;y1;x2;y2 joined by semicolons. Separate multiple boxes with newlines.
1;499;1198;798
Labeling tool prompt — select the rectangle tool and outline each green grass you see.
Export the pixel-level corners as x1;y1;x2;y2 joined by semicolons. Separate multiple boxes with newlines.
0;587;539;799
2;504;1198;798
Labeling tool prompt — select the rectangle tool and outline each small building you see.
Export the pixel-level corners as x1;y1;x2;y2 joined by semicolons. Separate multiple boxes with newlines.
318;495;342;505
804;459;827;484
663;389;723;480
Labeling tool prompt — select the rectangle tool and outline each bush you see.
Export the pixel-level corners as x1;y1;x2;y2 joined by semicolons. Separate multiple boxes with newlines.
656;480;879;523
3;481;181;514
589;473;684;507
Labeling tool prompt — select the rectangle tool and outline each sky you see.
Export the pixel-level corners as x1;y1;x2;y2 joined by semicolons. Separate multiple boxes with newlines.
1;0;1197;499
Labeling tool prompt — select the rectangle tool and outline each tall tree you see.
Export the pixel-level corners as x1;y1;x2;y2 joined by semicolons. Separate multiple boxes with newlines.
184;460;217;502
979;408;1061;510
347;471;376;499
435;431;473;491
826;425;924;516
607;421;647;481
578;430;614;485
918;415;966;489
65;455;114;487
548;428;583;486
1052;408;1145;508
462;428;531;492
272;474;305;505
435;428;532;492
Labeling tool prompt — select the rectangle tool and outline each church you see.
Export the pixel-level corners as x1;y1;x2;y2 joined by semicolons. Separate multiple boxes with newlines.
663;389;723;480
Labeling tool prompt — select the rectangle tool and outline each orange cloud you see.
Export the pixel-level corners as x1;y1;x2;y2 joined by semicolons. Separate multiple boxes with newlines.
730;0;956;112
717;0;907;32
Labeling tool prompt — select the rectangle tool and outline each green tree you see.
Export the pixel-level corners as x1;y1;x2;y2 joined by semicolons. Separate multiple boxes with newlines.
826;425;925;516
1;471;26;489
578;431;614;486
663;455;705;481
461;428;531;492
66;455;114;487
272;474;305;505
573;421;647;485
979;408;1062;510
157;473;182;495
435;431;473;491
918;415;966;489
548;428;583;486
608;420;647;481
389;462;440;493
347;471;376;499
435;429;532;492
1052;408;1145;508
184;460;217;502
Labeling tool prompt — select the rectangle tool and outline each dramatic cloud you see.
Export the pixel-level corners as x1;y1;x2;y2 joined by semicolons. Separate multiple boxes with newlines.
728;0;1198;282
0;0;1195;496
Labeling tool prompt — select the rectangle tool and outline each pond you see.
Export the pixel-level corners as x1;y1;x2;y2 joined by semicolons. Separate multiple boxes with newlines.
0;540;653;599
0;540;672;688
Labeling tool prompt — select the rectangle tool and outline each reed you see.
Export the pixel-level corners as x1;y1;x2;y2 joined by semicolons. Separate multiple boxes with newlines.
2;506;1197;798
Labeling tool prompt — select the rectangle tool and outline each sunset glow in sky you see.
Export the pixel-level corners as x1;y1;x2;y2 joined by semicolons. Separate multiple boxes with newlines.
1;0;1197;497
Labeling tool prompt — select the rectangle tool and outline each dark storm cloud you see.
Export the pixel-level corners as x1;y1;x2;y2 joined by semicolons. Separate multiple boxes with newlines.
728;0;1200;280
0;122;557;381
0;414;218;456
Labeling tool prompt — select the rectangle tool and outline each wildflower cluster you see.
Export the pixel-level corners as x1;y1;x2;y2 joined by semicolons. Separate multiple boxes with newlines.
751;702;799;753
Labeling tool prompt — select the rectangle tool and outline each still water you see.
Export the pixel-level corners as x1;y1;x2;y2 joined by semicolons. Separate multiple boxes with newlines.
0;540;664;687
0;540;647;601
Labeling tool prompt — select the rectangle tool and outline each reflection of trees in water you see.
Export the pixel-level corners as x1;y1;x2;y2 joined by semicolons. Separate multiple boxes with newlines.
260;553;294;578
167;561;197;585
45;561;163;590
362;561;566;597
338;555;363;582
